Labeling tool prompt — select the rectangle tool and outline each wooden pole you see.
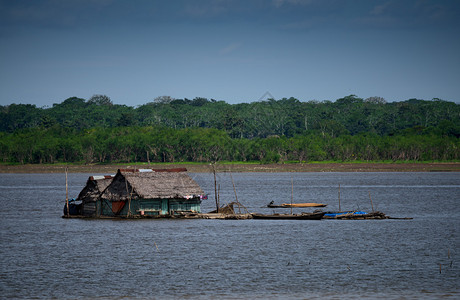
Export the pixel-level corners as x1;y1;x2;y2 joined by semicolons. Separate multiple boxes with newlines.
213;163;219;213
369;191;374;213
338;183;341;212
291;177;294;215
218;183;220;208
65;167;69;217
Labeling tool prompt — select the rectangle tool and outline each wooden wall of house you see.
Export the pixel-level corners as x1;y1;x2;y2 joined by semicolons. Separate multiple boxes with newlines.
138;199;163;216
98;197;201;217
82;201;97;217
169;198;201;214
100;198;138;217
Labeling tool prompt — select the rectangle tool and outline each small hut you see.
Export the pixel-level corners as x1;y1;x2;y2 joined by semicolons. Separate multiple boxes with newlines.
98;168;204;218
77;175;114;217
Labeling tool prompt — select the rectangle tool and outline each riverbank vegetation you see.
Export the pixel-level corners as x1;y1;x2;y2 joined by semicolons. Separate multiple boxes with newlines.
1;95;459;164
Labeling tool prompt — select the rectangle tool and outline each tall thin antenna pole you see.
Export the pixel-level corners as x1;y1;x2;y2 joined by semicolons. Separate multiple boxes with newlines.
213;163;219;213
65;167;69;217
218;183;221;209
291;177;294;215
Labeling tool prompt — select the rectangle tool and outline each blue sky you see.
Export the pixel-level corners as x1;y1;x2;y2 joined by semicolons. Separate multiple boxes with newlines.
1;0;459;107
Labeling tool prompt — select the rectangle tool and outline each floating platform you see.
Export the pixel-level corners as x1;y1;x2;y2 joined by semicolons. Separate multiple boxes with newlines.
63;212;254;220
267;202;327;208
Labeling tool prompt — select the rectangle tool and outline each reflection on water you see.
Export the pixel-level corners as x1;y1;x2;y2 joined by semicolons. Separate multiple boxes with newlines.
0;172;459;299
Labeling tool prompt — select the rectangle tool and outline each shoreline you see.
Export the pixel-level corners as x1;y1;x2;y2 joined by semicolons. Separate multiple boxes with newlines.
1;162;459;173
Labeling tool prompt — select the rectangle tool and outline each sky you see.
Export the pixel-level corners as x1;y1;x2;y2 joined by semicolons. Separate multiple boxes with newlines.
1;0;459;107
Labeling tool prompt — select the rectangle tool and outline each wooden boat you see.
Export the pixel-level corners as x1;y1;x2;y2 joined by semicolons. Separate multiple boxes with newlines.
323;210;367;218
267;201;327;208
251;211;326;220
323;211;389;219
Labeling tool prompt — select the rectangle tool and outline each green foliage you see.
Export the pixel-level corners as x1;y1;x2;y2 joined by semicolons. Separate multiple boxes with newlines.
0;104;43;131
2;95;459;138
0;124;458;164
0;95;459;164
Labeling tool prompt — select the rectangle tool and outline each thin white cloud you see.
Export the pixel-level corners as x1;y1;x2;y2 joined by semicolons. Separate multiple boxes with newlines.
219;42;241;55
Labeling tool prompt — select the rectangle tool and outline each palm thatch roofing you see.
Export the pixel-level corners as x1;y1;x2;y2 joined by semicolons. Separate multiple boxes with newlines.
76;175;114;202
101;168;204;201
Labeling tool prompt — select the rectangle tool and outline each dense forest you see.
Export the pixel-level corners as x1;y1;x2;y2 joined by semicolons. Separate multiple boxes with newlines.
0;95;459;164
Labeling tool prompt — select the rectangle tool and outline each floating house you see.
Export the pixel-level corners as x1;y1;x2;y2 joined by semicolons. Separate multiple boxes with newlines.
96;168;204;218
77;175;114;217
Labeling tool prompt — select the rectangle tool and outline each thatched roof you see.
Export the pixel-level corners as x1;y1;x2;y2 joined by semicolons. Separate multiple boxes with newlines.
76;175;114;201
101;169;204;201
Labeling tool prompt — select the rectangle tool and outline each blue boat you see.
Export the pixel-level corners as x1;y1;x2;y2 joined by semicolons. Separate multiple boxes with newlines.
323;210;389;219
324;211;367;218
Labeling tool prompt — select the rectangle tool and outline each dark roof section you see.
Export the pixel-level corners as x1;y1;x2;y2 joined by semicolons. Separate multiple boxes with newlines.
76;175;114;201
101;168;204;200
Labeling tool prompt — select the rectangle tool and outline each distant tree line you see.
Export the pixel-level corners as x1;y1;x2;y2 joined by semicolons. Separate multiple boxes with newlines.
0;95;459;164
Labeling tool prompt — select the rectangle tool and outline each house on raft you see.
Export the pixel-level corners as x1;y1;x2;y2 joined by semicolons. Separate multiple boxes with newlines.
76;175;115;217
72;168;205;218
